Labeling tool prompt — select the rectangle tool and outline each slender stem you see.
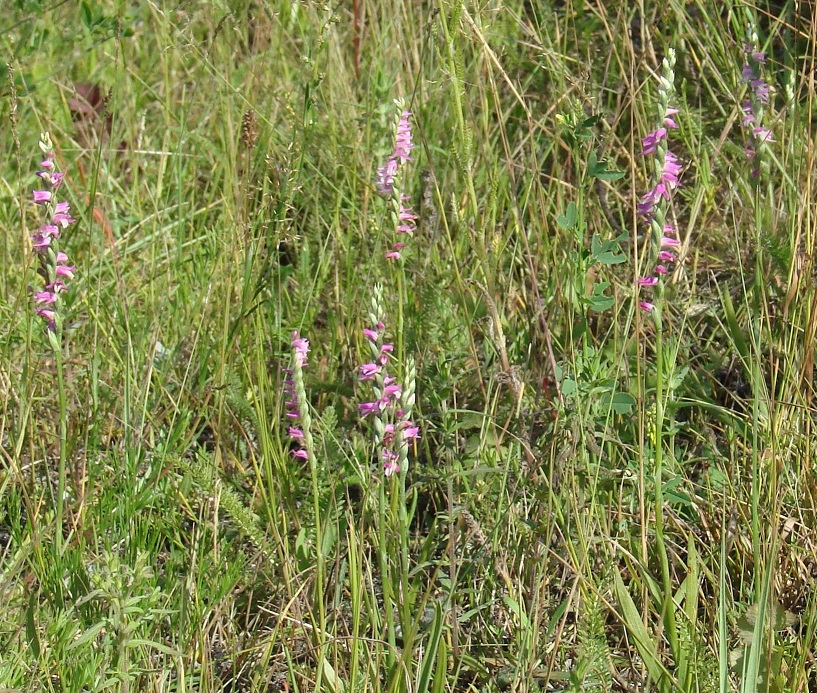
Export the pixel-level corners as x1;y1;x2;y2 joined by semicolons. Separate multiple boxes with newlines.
54;330;67;555
293;360;326;689
652;316;678;660
397;441;411;633
378;477;396;670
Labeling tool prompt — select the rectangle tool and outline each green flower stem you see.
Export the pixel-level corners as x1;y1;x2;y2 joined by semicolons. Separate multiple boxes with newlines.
292;356;327;686
51;326;67;555
651;316;679;660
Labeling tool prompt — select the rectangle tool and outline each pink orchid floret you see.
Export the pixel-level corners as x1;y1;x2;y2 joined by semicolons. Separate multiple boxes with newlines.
378;344;393;365
663;107;679;129
359;363;381;380
291;331;310;367
34;290;59;305
359;401;383;416
641;127;667;155
382;449;400;477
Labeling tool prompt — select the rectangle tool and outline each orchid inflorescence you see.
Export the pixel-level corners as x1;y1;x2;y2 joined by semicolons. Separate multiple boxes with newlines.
358;284;419;477
636;49;681;315
740;40;773;176
31;133;76;331
284;331;311;461
376;108;417;262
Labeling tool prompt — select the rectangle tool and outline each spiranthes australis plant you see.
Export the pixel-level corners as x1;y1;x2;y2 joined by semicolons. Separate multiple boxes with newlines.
376;104;417;368
633;47;684;663
282;331;328;683
358;283;419;670
30;132;77;554
740;41;773;178
377;107;416;262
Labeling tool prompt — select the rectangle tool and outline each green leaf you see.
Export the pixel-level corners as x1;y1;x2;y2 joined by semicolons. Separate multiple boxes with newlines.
556;201;578;230
80;1;93;26
613;573;666;684
416;602;445;693
587;282;614;312
663;476;693;507
591;234;626;265
581;114;601;129
588;153;625;182
561;378;577;396
26;591;40;659
608;392;636;414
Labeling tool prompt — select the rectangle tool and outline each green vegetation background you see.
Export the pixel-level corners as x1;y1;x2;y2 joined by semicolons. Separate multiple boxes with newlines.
1;1;816;691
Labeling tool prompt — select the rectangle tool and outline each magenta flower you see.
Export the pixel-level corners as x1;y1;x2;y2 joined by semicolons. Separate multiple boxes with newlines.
34;291;59;305
359;401;383;416
663;107;679;129
635;49;682;316
401;422;420;440
283;331;312;460
359;363;381;380
382;449;400;477
377;158;399;196
396;205;417;235
740;42;773;173
358;290;418;476
291;332;309;367
30;133;76;332
753;126;774;144
377;110;414;196
641;127;667;155
376;106;419;262
393;111;414;162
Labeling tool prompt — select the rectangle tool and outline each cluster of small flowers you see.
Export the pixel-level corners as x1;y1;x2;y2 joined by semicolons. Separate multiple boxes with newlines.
384;202;417;261
376;109;417;262
31;133;76;330
283;331;310;460
358;317;419;477
636;109;681;221
636;50;681;314
740;43;773;174
376;110;413;195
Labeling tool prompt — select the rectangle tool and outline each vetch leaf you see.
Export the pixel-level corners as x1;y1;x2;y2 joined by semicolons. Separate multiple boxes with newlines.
587;282;614;312
591;234;626;265
588;152;625;181
557;201;578;230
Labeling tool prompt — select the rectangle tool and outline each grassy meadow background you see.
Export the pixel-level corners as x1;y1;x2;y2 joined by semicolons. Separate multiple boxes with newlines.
2;0;817;690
